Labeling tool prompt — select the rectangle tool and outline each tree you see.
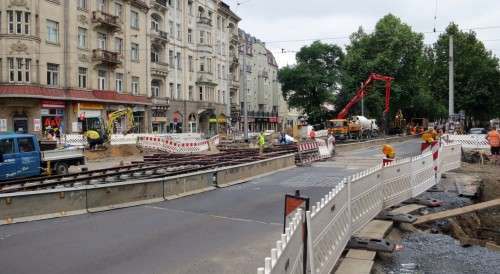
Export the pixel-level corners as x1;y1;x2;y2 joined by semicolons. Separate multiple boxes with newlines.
279;41;344;124
339;14;444;124
429;23;500;124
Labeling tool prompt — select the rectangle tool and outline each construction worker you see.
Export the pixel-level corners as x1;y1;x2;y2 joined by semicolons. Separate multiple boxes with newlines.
382;144;395;165
258;131;266;155
486;126;500;164
85;129;101;150
309;129;316;140
421;129;434;144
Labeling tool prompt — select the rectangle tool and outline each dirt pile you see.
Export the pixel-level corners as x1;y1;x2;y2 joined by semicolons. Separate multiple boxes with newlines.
85;144;142;161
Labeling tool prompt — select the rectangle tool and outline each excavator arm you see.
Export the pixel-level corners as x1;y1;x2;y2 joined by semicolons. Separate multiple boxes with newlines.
337;73;394;119
105;108;135;138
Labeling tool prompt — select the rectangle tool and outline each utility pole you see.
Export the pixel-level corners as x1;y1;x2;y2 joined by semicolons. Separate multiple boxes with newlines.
361;93;364;116
448;35;454;118
241;39;249;141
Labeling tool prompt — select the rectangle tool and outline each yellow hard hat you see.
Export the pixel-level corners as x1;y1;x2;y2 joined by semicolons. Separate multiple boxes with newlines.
382;144;395;159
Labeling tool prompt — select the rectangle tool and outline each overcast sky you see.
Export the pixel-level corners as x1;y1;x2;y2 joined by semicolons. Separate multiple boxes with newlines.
225;0;500;67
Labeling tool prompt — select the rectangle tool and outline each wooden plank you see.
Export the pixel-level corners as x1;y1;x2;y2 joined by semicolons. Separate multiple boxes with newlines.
414;198;500;225
335;258;374;274
391;204;425;214
345;249;376;260
354;220;393;239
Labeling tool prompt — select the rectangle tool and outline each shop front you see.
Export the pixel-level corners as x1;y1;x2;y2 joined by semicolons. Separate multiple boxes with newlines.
208;115;218;136
75;102;104;133
40;100;66;136
152;106;169;134
217;114;227;134
169;111;183;133
132;106;146;133
188;113;197;133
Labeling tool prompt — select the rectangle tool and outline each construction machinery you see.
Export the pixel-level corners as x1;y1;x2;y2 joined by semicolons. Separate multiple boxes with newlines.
328;73;394;139
410;118;429;134
85;108;135;149
389;109;406;134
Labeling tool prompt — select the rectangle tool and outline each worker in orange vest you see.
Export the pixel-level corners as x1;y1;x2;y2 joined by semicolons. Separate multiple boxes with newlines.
486;126;500;164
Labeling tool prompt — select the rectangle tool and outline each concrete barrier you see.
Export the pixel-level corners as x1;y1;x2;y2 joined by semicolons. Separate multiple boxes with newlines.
335;135;417;153
0;188;87;225
86;180;164;212
216;154;296;187
164;171;216;199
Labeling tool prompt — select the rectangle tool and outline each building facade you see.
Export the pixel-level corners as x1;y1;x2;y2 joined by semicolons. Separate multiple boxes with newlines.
238;30;287;132
0;0;152;136
0;0;240;136
146;0;240;135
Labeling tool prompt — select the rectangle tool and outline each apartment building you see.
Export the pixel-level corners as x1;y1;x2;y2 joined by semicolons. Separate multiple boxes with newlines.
147;0;240;135
0;0;152;135
238;30;288;132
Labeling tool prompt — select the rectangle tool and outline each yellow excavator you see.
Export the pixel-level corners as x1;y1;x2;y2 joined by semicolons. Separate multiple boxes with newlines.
85;108;135;150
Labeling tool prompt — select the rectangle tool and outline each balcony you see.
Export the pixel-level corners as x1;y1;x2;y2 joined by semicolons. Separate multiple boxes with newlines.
152;0;168;12
197;16;212;27
92;11;121;32
151;61;169;77
196;71;216;86
228;73;239;88
92;49;121;67
151;29;168;45
231;34;239;45
197;43;213;54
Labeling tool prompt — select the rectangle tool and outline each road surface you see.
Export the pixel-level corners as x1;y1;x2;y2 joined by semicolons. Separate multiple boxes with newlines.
0;139;420;274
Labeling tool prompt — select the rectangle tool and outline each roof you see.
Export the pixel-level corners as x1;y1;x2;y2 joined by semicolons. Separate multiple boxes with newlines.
0;85;152;105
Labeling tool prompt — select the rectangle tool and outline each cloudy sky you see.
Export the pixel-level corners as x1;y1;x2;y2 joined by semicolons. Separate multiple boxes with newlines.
224;0;500;67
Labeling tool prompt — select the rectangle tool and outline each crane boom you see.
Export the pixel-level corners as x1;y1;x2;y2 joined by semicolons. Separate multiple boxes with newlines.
337;73;394;119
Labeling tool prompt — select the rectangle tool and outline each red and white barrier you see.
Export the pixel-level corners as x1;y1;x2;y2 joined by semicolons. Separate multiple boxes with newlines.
137;135;218;154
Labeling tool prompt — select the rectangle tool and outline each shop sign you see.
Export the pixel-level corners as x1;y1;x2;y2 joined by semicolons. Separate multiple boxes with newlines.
0;119;7;132
133;106;146;112
43;116;63;129
79;102;104;110
152;117;168;122
209;118;217;123
33;119;41;132
41;100;65;109
269;117;277;123
78;110;101;118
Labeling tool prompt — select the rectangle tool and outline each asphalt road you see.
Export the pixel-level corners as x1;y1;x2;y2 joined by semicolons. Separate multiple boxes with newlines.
0;139;421;274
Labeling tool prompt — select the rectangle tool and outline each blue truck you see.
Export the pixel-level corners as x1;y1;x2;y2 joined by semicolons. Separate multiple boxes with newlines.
0;133;85;181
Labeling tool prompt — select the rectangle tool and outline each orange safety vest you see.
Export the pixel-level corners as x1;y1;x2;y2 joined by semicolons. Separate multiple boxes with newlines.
487;130;500;147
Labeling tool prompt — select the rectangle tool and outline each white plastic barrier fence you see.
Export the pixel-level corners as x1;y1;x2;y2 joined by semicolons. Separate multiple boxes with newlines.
317;139;334;159
260;142;462;274
137;135;218;154
315;130;328;138
62;133;207;147
446;134;489;149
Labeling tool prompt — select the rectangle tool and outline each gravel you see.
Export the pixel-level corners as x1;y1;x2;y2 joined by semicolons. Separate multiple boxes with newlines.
380;232;500;274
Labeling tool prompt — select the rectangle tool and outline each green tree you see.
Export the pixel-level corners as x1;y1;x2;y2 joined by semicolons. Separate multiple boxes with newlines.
429;23;500;124
279;41;344;124
339;14;444;124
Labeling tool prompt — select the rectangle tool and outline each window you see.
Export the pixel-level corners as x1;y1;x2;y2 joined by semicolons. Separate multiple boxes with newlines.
77;0;87;10
207;58;212;73
7;11;14;33
199;31;204;44
151;49;160;63
217;64;221;79
7;11;30;34
151;18;159;31
207;32;212;45
222;65;225;79
177;0;181;10
78;67;87;88
176;23;181;40
7;58;30;83
78;28;87;49
217;16;221;29
0;139;15;155
169;83;174;98
114;2;123;17
131;43;139;61
221;42;226;55
130;11;139;29
177;84;181;99
96;0;106;12
188;55;193;72
169;20;174;38
18;137;34;153
47;63;59;86
114;37;123;54
188;1;193;15
169;50;174;68
115;73;123;92
188;86;193;100
152;83;160;97
199;86;203;101
24;12;30;35
199;57;205;72
97;32;107;49
187;29;192;43
46;20;59;43
131;77;139;95
98;70;106;90
222;90;225;104
176;52;181;69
